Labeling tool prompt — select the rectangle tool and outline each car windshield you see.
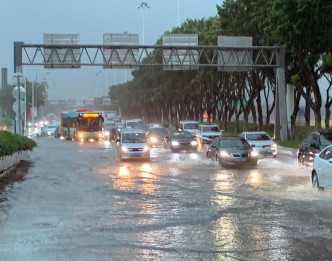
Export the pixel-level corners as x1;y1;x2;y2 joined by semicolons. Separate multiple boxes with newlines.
202;126;220;132
127;122;147;130
171;132;192;139
150;128;168;136
219;138;250;149
122;133;147;143
246;133;271;141
183;123;198;129
320;133;332;146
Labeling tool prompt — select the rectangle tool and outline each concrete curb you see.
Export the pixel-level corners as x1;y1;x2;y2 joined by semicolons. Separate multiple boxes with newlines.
0;151;30;178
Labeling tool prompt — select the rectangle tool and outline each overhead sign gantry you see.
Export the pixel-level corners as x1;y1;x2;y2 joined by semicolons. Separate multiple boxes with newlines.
13;35;287;141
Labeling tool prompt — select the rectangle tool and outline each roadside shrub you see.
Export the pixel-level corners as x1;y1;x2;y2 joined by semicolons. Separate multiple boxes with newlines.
0;131;37;157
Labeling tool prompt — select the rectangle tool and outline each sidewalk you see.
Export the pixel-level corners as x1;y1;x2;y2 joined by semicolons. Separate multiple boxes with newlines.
277;146;298;158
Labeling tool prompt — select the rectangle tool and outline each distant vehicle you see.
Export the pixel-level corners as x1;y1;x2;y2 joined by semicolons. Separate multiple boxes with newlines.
61;111;104;141
103;121;117;140
40;123;59;136
55;125;62;138
298;132;332;166
240;131;277;158
206;136;258;168
164;130;197;152
311;145;332;191
196;124;222;145
124;119;147;131
117;128;150;160
179;120;199;137
148;123;163;129
146;127;168;147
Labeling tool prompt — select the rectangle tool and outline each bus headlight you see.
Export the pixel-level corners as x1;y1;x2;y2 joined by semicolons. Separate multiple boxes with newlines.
99;132;103;138
79;133;84;138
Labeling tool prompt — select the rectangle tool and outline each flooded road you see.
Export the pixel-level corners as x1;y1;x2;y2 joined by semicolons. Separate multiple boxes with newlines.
0;137;331;260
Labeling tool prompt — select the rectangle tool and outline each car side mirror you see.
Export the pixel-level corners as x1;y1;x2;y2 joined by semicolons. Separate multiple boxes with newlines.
251;144;255;147
329;158;332;164
211;145;216;149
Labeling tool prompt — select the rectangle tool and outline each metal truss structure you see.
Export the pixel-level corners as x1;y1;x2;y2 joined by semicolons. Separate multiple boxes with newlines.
13;42;287;142
18;44;281;69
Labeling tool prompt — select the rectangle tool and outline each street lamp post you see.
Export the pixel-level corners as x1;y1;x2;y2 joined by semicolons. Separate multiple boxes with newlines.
13;73;24;135
138;2;150;45
96;71;102;97
33;72;49;128
177;0;180;26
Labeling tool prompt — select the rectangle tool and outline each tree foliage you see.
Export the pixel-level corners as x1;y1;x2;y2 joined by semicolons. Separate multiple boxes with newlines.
110;0;332;134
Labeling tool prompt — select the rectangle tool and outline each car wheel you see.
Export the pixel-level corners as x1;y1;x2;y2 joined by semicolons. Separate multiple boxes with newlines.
312;171;324;191
298;154;304;165
250;161;258;168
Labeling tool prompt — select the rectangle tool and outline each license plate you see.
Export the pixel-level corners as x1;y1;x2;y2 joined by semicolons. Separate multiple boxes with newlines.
236;158;246;162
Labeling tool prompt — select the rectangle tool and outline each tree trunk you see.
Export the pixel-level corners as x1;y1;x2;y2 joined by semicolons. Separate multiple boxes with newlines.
256;91;263;131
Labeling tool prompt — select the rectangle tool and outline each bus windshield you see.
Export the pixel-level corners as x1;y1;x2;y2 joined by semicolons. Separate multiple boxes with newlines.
78;118;102;131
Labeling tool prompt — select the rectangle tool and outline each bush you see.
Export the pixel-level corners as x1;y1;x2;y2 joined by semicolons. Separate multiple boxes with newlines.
0;131;37;157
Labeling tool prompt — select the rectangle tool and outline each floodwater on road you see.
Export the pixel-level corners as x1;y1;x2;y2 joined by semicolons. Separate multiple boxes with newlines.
0;137;332;260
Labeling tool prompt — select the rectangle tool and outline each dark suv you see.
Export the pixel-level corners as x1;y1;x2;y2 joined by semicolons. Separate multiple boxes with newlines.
297;132;332;166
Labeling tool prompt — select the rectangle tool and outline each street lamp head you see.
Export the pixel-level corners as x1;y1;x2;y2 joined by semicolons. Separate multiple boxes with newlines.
138;2;150;9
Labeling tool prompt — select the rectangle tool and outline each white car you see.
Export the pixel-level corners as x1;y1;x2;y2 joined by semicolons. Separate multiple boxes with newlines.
196;124;222;144
41;123;59;136
117;128;150;160
240;131;277;158
312;145;332;191
179;120;199;137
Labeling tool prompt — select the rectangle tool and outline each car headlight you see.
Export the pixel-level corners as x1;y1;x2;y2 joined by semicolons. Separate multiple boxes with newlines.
99;132;103;138
251;151;259;157
271;143;277;148
150;137;158;143
79;133;84;138
220;151;230;158
143;145;150;151
171;141;180;146
191;140;197;146
121;145;128;152
104;131;110;136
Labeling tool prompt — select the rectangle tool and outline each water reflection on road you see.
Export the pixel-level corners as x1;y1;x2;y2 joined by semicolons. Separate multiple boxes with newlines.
0;138;331;260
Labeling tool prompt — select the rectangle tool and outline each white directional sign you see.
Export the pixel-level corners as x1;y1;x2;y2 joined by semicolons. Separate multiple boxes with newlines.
162;34;199;70
218;36;253;71
103;33;139;69
12;86;26;114
12;86;25;98
12;100;26;114
43;33;81;68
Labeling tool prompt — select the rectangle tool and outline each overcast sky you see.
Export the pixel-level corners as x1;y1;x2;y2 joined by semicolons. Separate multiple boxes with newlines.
1;0;223;100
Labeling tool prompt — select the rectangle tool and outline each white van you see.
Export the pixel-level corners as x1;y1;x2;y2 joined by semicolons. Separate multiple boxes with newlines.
179;120;199;137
